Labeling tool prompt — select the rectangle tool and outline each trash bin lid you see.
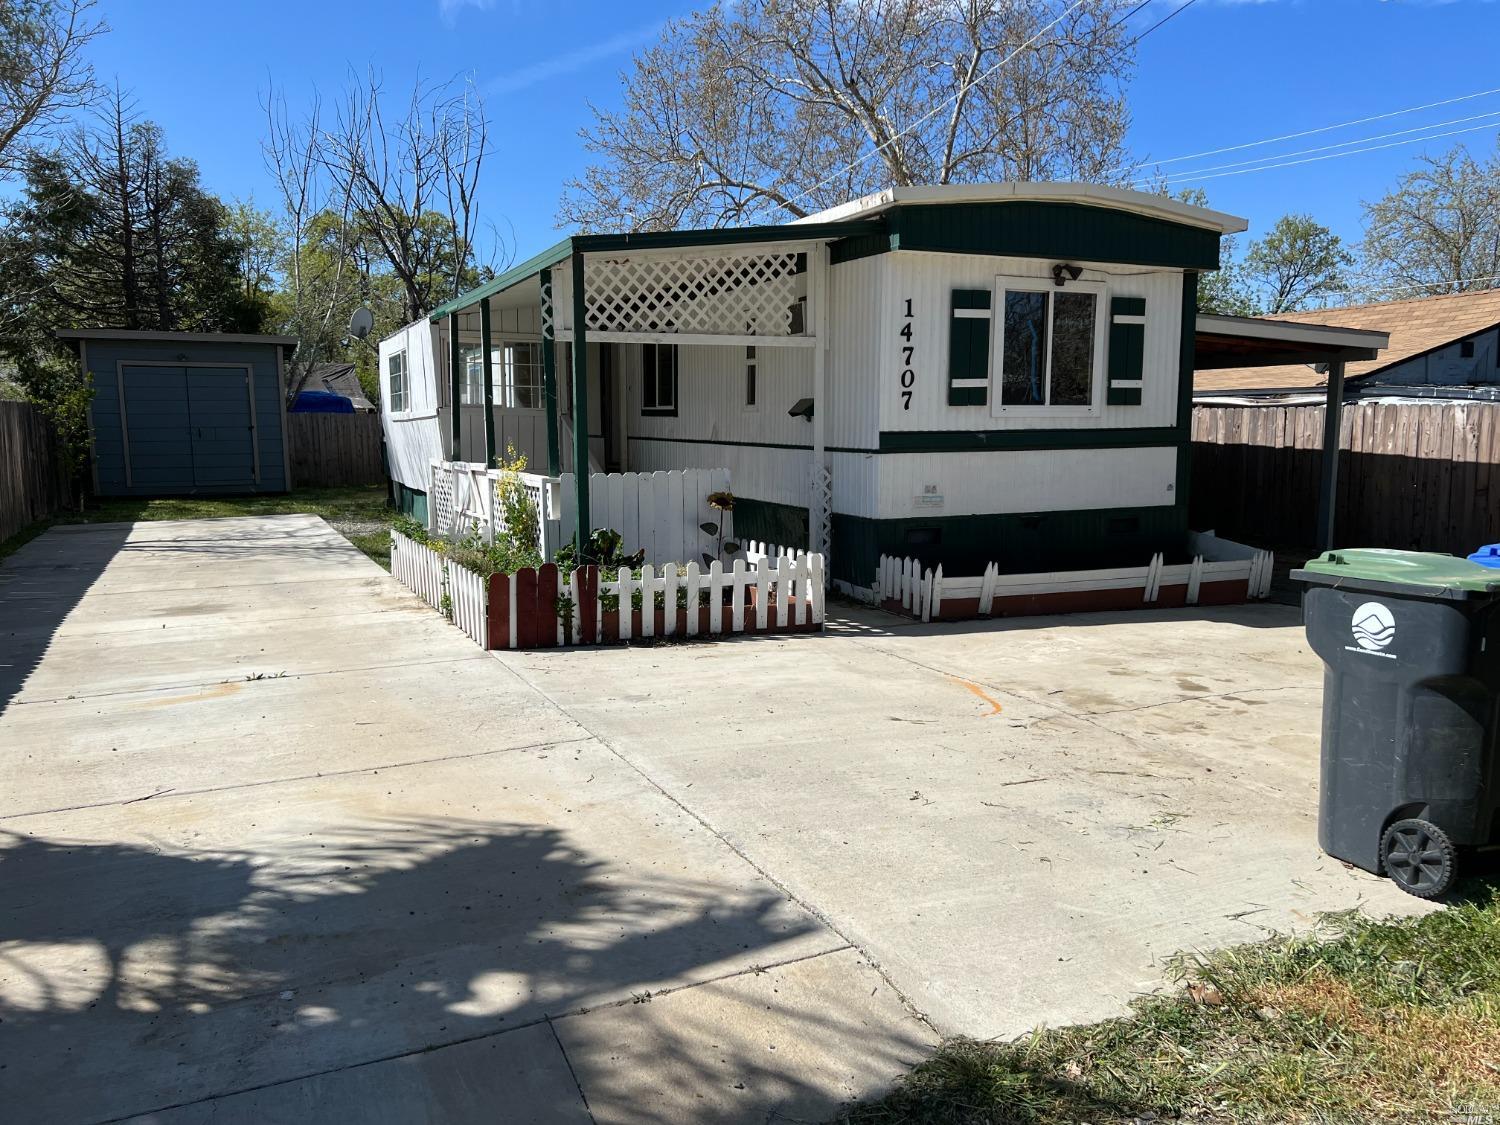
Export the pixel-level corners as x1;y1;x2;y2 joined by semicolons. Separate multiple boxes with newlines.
1468;544;1500;568
1296;548;1500;597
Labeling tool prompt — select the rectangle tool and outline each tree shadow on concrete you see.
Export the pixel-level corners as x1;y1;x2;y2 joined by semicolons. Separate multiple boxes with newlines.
0;524;133;713
0;817;885;1124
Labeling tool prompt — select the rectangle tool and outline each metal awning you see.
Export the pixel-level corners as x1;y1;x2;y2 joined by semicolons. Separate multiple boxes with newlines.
1192;313;1391;552
1194;313;1388;370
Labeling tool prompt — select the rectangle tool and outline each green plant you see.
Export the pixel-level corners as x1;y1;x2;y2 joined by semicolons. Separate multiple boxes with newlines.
700;490;740;569
492;444;542;570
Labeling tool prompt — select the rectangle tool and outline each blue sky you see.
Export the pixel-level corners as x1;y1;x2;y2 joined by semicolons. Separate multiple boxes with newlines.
83;0;1500;277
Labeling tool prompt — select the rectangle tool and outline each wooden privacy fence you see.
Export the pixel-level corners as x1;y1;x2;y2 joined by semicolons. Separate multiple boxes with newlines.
0;401;69;543
390;530;824;649
287;412;385;488
1191;401;1500;554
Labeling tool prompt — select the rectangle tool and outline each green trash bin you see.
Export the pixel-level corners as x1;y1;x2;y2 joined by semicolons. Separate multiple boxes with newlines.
1292;549;1500;898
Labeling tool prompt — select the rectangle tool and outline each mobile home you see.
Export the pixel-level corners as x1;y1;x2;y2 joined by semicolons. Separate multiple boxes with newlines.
378;183;1373;593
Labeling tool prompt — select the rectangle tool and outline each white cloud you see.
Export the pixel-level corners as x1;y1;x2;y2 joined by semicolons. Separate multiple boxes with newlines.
484;21;663;95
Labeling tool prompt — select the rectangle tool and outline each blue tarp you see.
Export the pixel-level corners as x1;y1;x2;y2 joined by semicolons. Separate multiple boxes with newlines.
289;390;355;414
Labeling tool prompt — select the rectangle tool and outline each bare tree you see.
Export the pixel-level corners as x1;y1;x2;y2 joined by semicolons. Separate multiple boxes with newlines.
1361;145;1500;298
560;0;1135;231
317;70;492;321
263;88;358;394
0;0;106;176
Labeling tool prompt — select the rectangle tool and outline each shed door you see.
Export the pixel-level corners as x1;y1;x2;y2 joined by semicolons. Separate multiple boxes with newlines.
185;367;255;487
122;365;255;491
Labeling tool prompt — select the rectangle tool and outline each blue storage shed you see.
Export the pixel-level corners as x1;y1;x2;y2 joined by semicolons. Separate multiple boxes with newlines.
58;330;297;496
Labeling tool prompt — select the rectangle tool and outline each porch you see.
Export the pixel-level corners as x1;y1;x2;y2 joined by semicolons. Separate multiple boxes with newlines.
421;225;861;565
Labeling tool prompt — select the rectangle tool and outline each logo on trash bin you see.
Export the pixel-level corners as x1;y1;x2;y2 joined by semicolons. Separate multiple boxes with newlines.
1351;601;1396;652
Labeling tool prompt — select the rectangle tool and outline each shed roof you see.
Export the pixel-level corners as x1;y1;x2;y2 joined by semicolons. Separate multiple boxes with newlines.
1193;288;1500;395
55;329;298;347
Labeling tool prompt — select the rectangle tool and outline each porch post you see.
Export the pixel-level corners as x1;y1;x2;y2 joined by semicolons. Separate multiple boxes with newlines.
570;254;591;546
447;311;462;461
809;243;830;561
541;267;561;476
1316;357;1346;551
480;297;496;465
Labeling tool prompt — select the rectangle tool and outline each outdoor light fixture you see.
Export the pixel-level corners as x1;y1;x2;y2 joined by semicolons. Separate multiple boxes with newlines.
1051;262;1084;286
788;397;814;420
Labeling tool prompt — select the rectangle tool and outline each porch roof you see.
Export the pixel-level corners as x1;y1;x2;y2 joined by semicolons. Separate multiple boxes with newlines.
427;220;879;323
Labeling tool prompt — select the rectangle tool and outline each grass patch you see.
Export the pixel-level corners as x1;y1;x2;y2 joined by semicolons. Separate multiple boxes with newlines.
0;486;398;570
841;889;1500;1124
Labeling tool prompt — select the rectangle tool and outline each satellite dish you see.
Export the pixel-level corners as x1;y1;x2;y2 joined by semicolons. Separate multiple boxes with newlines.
348;307;374;341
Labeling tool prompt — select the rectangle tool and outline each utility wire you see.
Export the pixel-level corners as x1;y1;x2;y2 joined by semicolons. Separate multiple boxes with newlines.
1361;273;1500;297
1111;82;1500;176
1135;107;1500;184
1158;118;1500;185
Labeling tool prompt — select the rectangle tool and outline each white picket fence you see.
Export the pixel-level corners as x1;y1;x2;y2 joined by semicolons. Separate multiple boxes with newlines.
602;554;823;642
877;532;1274;623
390;530;489;645
557;467;733;569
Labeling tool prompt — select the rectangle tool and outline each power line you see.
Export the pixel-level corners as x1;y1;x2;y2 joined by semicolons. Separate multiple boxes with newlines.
782;0;1181;215
1361;273;1500;297
1136;107;1500;185
1159;118;1500;186
1111;82;1500;176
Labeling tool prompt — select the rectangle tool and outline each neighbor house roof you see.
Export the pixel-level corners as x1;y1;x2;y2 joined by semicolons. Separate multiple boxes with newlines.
1193;288;1500;395
310;362;375;410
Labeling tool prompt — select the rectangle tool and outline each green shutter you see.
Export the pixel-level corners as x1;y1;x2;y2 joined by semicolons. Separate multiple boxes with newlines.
1107;296;1146;406
947;288;991;406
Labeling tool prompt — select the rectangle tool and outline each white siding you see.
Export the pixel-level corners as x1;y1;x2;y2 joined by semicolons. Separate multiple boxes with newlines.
879;250;1185;433
379;319;442;492
877;447;1177;519
826;254;884;452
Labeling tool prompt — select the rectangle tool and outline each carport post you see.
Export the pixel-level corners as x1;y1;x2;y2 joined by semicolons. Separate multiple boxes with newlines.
480;298;496;466
570;253;591;548
1316;357;1346;550
448;312;462;462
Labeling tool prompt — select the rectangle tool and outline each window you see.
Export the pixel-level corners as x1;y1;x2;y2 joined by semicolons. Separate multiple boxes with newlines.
744;346;757;409
387;348;408;412
500;342;543;409
459;346;485;405
642;343;678;416
1461;339;1476;359
995;280;1103;412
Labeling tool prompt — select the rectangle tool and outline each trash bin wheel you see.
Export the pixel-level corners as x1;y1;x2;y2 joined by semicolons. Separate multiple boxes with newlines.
1381;819;1458;899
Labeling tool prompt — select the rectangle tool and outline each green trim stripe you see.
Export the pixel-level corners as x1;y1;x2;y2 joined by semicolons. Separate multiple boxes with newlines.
878;427;1181;454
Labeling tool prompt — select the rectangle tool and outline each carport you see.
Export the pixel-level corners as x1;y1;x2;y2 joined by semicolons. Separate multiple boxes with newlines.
1194;314;1389;548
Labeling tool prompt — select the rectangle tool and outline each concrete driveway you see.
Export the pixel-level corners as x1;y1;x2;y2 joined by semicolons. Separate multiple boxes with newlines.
0;515;1420;1123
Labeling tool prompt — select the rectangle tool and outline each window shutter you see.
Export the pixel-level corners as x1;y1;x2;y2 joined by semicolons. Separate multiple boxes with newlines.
1107;297;1146;406
948;289;991;406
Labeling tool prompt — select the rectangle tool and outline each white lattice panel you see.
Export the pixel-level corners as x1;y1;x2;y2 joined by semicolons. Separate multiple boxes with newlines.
430;461;455;535
585;252;802;337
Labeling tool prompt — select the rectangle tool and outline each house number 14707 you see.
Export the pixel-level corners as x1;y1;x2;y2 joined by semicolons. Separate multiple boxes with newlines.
898;297;914;410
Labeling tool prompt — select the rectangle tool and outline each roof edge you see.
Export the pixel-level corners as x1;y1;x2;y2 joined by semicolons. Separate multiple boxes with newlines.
793;183;1249;235
55;329;298;346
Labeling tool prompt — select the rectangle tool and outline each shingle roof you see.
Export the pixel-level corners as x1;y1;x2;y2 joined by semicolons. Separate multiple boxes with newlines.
1193;288;1500;394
